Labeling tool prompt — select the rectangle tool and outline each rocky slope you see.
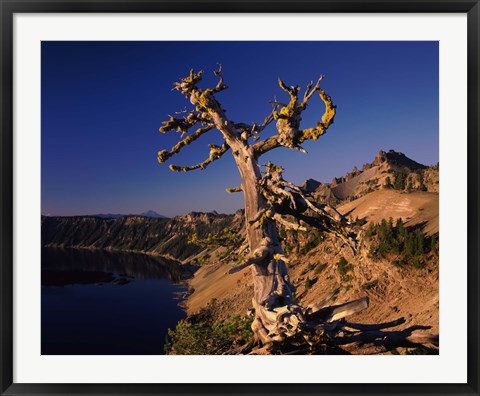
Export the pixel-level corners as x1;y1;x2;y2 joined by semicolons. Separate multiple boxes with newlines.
184;188;439;354
302;149;439;204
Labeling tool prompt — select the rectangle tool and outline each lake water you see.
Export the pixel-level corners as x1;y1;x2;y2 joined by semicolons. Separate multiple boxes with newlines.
41;247;187;355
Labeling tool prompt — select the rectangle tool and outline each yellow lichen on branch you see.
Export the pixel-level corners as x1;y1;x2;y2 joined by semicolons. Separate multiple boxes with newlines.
252;76;335;157
173;69;204;95
319;88;336;128
298;88;336;143
226;186;242;194
157;125;215;164
167;143;230;172
159;112;209;134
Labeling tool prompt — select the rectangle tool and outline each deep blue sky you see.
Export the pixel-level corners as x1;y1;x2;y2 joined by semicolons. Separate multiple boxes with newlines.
42;41;438;217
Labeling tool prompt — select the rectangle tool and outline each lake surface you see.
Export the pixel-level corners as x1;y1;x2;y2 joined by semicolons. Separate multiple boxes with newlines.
41;247;187;355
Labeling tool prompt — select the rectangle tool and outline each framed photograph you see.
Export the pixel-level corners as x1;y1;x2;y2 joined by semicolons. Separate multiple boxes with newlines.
1;1;479;395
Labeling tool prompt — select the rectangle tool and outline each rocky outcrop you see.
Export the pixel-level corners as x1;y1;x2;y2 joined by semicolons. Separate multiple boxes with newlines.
300;178;322;193
371;149;426;170
301;149;437;204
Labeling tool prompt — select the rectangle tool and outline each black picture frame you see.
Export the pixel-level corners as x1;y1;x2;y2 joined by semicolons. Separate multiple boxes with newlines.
1;1;479;395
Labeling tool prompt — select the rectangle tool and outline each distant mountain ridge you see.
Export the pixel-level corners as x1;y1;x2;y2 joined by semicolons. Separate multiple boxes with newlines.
83;210;167;219
301;149;438;204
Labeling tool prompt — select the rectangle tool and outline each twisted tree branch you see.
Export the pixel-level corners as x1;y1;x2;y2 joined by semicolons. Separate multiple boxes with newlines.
159;111;209;135
226;186;243;194
301;75;324;105
157;124;215;164
213;63;228;93
252;76;336;157
168;143;230;172
298;88;336;143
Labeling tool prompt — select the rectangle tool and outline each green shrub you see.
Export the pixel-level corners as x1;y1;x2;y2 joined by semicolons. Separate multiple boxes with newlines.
301;263;316;276
394;172;407;190
299;229;324;254
353;216;368;226
412;257;424;269
189;229;243;250
342;274;353;283
314;263;328;275
336;256;353;275
430;234;439;256
365;220;433;268
406;346;438;355
304;276;312;290
336;257;354;281
165;314;253;355
362;280;378;290
392;258;406;267
216;250;230;260
416;170;428;191
384;176;393;189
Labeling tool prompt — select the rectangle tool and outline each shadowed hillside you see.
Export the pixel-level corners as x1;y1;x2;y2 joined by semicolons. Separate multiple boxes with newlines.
42;211;243;261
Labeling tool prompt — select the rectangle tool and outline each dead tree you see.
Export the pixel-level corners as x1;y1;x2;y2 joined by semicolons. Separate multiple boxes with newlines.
156;66;434;353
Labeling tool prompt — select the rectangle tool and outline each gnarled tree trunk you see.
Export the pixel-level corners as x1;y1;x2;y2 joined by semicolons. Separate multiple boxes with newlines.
157;68;338;347
232;148;301;345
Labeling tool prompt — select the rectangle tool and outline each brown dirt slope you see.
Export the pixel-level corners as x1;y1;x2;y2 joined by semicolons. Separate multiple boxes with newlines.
185;234;439;353
184;188;439;354
338;189;439;235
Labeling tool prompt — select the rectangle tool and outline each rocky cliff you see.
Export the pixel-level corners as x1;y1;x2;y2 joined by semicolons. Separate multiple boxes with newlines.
42;211;244;261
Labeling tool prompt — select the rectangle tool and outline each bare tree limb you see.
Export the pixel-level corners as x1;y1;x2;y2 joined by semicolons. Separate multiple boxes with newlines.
253;105;278;134
159;111;208;135
306;287;345;314
228;238;273;274
252;77;336;157
169;67;241;142
310;297;370;323
173;69;204;95
278;78;300;97
213;63;228;93
298;88;336;143
269;100;288;107
251;135;281;157
226;186;243;194
301;75;324;105
157;124;215;164
168;143;230;172
273;214;307;231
